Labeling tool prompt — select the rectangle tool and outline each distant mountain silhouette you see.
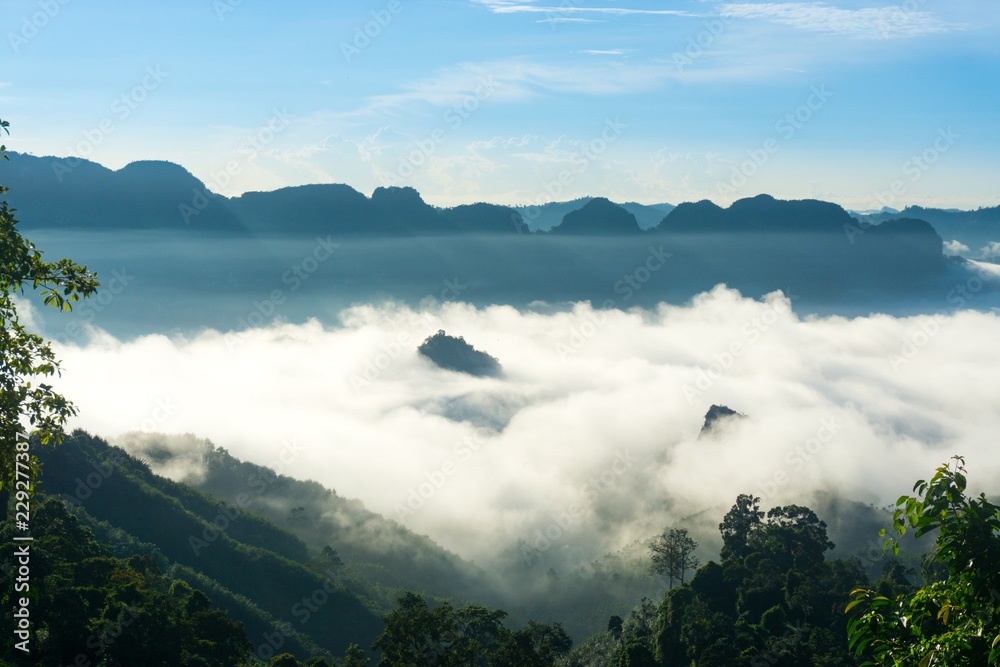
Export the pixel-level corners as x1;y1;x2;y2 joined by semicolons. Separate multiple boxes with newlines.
847;206;899;217
858;217;946;273
441;203;526;234
418;331;502;377
0;153;958;278
3;153;524;236
512;197;593;232
370;185;443;234
548;197;641;235
512;197;672;232
619;201;675;229
4;153;244;232
656;194;856;233
656;199;727;231
651;195;945;276
854;205;1000;256
229;183;371;234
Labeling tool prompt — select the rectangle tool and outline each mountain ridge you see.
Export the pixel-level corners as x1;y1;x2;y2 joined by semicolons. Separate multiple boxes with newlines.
6;153;982;255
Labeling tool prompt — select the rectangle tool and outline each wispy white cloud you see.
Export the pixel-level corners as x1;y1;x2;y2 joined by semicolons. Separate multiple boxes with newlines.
536;17;605;23
469;135;538;150
980;242;1000;259
579;49;629;55
339;59;679;120
943;239;971;255
720;2;963;40
472;1;695;17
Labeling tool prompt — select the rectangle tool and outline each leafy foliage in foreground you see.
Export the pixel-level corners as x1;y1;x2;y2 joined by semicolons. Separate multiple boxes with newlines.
650;497;866;667
0;116;97;510
847;456;1000;666
557;496;879;667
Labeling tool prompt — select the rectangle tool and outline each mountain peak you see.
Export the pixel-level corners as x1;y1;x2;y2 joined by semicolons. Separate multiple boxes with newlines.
699;404;747;437
418;330;503;377
659;195;854;233
371;185;427;206
549;197;641;235
116;159;204;187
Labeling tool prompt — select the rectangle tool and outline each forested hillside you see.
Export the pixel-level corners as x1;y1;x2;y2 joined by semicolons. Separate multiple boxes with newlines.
32;430;383;663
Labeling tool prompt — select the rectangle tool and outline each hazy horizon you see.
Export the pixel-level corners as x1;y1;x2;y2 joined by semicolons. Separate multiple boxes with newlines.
11;149;1000;214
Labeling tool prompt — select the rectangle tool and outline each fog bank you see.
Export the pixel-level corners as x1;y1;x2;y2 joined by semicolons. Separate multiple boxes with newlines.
48;285;1000;567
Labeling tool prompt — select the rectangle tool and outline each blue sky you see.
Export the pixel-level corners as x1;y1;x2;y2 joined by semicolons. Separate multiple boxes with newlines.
2;0;998;208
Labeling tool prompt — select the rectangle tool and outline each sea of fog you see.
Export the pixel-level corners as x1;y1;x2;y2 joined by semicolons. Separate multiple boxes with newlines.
19;239;1000;569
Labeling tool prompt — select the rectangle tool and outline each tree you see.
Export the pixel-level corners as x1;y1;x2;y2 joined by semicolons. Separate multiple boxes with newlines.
525;620;572;658
760;504;834;570
760;604;787;636
617;639;657;667
340;644;369;666
846;456;1000;666
719;494;764;562
489;629;552;667
0;117;98;511
271;654;302;667
608;615;624;640
372;592;506;666
650;527;700;588
321;545;344;571
372;593;565;666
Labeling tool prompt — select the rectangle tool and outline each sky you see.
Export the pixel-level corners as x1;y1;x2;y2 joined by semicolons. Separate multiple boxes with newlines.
3;1;999;207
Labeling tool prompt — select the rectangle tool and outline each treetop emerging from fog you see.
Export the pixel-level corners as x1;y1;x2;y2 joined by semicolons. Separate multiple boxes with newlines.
418;330;502;378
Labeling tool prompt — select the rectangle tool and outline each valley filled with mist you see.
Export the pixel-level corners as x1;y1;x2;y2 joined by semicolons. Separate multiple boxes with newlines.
10;160;1000;664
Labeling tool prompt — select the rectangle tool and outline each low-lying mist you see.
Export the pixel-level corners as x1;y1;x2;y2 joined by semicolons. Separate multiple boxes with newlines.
45;284;1000;577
